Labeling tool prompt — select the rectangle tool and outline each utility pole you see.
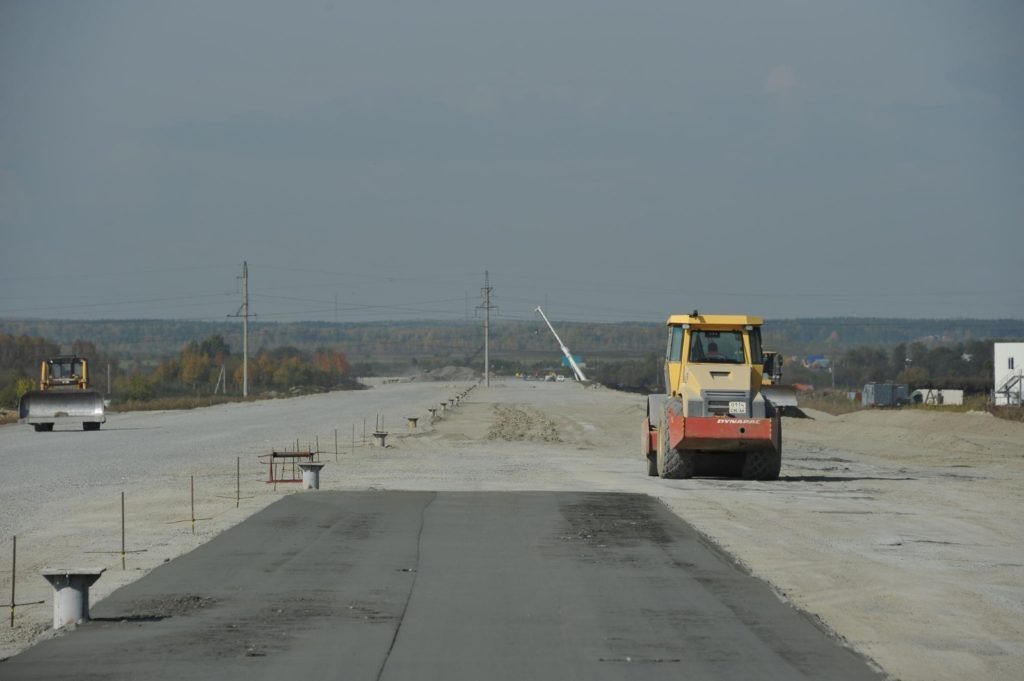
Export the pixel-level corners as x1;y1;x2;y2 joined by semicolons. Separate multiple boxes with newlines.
242;261;248;396
229;261;250;397
477;271;495;387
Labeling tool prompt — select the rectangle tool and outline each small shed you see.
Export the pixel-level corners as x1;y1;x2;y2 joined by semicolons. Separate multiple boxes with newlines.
910;389;964;406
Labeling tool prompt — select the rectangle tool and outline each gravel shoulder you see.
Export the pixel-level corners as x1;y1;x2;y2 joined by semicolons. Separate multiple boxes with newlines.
1;380;1022;681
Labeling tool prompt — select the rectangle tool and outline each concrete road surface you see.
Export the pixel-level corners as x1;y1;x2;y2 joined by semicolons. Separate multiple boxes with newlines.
2;491;881;680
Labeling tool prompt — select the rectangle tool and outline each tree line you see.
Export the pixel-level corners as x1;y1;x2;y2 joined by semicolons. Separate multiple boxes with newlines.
589;340;1001;394
5;317;1022;364
0;333;359;407
0;325;1015;409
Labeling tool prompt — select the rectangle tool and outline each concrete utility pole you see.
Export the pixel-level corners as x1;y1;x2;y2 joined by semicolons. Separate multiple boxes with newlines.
229;261;250;397
477;271;495;387
242;261;248;397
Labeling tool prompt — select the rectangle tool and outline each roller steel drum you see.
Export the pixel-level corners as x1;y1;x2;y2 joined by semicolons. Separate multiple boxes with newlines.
19;390;106;429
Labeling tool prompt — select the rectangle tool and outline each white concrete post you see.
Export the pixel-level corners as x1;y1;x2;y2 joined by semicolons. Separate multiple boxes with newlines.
41;568;105;628
298;463;325;490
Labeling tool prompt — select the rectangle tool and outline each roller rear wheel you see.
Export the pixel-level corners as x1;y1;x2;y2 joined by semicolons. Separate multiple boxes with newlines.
742;450;781;480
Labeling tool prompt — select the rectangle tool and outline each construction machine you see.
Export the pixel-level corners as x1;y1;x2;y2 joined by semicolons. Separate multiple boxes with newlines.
535;307;587;382
19;356;106;432
762;351;801;415
642;313;782;480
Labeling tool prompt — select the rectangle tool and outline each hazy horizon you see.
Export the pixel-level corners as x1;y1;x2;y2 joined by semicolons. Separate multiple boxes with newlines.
2;1;1021;324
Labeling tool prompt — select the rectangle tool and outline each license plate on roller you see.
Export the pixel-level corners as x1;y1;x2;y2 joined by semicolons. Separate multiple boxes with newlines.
729;401;747;415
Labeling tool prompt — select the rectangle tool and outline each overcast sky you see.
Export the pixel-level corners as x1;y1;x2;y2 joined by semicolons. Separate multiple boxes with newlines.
1;0;1021;323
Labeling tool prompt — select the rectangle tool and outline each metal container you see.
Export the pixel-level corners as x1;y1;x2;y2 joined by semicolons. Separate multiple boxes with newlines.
862;383;908;407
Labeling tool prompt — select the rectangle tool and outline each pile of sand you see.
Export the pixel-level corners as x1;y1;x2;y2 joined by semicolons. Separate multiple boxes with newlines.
486;404;561;442
415;366;479;382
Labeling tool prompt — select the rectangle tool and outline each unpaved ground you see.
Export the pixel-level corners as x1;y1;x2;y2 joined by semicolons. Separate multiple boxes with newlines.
1;380;1022;681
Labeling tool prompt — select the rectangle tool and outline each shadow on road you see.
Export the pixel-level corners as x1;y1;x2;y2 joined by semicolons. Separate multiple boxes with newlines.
91;615;167;623
778;475;915;482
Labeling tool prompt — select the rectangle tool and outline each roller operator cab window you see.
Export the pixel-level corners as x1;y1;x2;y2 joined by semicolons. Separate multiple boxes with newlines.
748;328;764;365
689;330;746;364
49;359;81;379
668;326;684;361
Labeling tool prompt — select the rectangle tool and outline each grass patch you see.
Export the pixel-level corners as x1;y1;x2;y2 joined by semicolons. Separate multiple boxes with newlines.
988;405;1024;422
110;394;257;412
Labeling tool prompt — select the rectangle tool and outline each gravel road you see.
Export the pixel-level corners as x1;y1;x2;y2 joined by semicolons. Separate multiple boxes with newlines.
1;380;1022;680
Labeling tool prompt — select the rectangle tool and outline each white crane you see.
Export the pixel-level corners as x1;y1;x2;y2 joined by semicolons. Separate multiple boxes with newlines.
535;306;588;382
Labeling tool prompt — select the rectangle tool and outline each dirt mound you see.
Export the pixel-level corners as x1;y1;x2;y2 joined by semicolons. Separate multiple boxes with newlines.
415;366;479;382
486;404;561;442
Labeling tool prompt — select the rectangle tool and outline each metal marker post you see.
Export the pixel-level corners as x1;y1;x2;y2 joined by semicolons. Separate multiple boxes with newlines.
334;428;338;462
121;493;126;570
236;457;240;508
9;536;14;627
190;476;195;535
351;424;355;456
8;536;44;627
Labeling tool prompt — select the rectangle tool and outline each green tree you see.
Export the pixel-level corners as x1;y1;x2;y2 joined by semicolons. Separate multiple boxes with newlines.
125;375;155;401
199;335;230;363
180;352;210;389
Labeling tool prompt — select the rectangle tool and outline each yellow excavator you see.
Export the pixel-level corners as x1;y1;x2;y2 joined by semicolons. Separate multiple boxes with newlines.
19;357;106;432
642;313;786;480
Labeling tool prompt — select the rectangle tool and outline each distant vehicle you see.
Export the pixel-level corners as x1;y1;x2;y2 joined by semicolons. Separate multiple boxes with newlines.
19;357;106;432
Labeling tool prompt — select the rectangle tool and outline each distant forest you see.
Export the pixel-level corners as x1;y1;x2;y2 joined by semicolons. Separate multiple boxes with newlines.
2;317;1022;363
1;317;1021;404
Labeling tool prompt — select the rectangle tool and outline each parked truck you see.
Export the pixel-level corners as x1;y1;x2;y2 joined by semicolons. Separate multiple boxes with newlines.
642;313;782;480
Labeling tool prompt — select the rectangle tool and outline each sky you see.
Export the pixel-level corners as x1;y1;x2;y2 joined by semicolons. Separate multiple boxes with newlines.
1;0;1022;324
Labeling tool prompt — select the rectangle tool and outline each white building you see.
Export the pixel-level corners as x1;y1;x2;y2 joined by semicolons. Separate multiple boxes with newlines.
911;389;964;406
993;343;1024;406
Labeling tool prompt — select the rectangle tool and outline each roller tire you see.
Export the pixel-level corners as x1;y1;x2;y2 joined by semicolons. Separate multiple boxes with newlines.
742;450;781;480
659;407;695;479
